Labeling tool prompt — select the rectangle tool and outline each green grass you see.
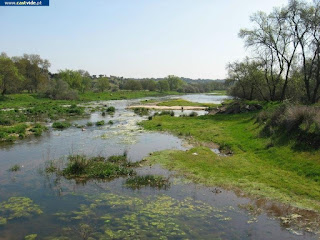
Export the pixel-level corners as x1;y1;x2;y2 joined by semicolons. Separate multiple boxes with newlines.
156;99;219;108
141;113;320;211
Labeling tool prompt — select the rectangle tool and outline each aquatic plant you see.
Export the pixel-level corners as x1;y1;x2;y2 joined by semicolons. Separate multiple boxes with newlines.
95;120;105;126
24;234;38;240
133;107;149;116
52;121;71;129
52;193;218;239
125;175;170;190
108;120;114;125
46;154;138;182
0;197;42;222
106;106;115;113
30;123;47;136
9;164;21;172
86;121;93;127
0;217;7;226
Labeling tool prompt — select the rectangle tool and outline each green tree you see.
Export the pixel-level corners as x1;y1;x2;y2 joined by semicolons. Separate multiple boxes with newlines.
0;56;23;95
165;75;183;91
97;77;110;92
157;80;169;92
12;54;50;93
58;69;83;91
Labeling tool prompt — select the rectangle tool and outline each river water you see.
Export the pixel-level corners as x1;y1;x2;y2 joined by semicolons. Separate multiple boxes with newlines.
0;94;318;240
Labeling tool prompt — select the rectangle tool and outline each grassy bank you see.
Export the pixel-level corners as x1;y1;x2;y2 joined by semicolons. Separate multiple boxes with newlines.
0;91;180;109
140;113;320;211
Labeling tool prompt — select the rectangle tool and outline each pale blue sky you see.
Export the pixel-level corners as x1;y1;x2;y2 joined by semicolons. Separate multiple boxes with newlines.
1;0;290;79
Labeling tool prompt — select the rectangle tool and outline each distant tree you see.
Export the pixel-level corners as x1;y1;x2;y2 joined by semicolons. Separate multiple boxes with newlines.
165;75;183;91
97;77;110;92
157;80;170;92
141;79;157;91
0;56;23;95
45;79;78;100
12;54;50;93
227;58;266;100
123;79;142;90
77;70;92;93
58;69;83;91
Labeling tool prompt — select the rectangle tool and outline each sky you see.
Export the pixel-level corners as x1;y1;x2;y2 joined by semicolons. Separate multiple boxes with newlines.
0;0;290;79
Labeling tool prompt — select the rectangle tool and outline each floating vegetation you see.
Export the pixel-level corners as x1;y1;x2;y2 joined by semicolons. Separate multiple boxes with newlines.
106;106;115;113
86;121;93;127
133;107;150;116
52;121;71;129
100;118;144;145
95;120;105;126
108;120;114;125
51;193;220;239
0;217;7;226
45;154;138;183
24;234;38;240
9;164;21;172
125;175;170;190
0;197;42;225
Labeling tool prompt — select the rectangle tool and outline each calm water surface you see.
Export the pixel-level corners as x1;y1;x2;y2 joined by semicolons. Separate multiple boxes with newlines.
0;94;318;240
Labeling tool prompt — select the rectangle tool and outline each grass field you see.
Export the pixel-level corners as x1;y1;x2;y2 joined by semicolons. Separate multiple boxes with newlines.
140;112;320;211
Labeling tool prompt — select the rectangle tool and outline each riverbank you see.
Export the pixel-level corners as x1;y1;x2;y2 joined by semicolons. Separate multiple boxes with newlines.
140;111;320;212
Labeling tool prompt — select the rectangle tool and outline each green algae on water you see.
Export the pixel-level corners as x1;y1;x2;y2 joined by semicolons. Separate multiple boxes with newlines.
50;192;228;239
24;234;38;240
0;197;42;221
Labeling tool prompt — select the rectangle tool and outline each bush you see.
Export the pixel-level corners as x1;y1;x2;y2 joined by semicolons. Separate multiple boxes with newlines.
45;79;79;100
256;105;320;148
106;106;115;113
96;120;105;126
52;121;71;129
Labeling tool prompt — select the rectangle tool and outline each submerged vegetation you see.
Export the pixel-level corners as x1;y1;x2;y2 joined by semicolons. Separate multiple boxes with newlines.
8;164;21;172
125;175;170;190
50;193;222;239
0;197;42;226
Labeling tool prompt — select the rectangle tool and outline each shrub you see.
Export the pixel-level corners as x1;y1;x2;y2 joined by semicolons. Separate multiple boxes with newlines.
106;106;115;113
96;120;105;126
256;105;320;149
52;121;71;129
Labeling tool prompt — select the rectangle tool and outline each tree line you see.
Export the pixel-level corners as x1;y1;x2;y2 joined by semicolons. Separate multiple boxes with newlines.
227;0;320;104
0;52;225;99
